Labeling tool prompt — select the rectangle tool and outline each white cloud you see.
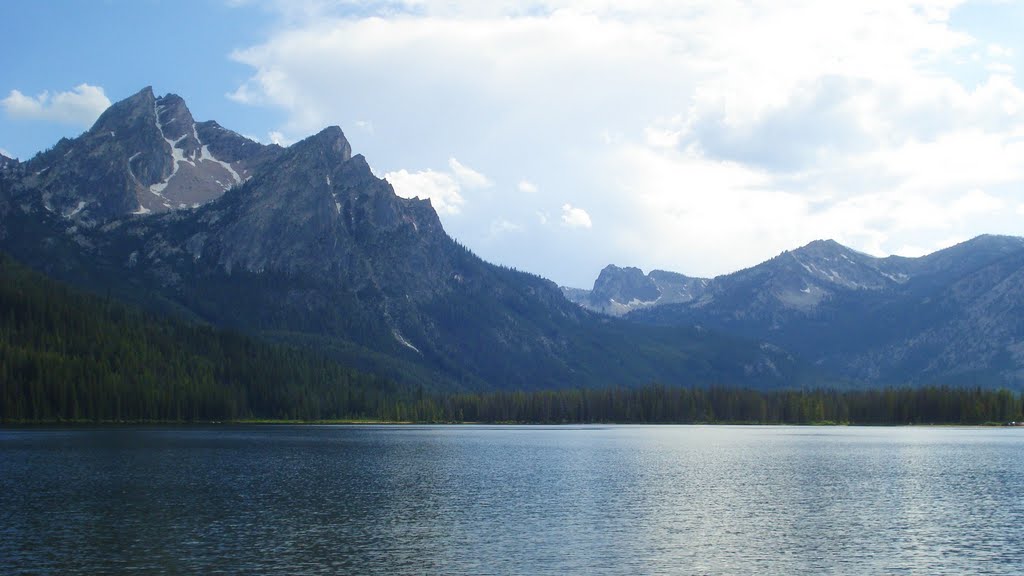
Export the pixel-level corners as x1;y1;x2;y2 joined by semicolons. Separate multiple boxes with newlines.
382;156;490;216
448;157;492;189
988;43;1013;58
1;84;110;126
605;141;1021;276
518;179;538;194
561;203;592;229
268;131;292;146
644;125;683;149
226;0;1024;285
952;188;1003;217
0;147;13;159
384;168;465;215
986;62;1015;76
489;218;523;237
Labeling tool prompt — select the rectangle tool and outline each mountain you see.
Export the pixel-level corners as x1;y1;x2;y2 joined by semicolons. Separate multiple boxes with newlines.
615;236;1024;388
562;265;710;316
0;153;19;198
0;253;398;422
15;87;282;225
0;87;810;392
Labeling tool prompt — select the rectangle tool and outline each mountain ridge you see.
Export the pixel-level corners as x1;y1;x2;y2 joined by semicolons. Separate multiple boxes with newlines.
0;87;810;392
568;235;1024;387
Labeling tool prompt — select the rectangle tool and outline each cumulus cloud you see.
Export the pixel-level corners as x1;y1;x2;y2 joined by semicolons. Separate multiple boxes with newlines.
385;154;495;215
384;168;465;215
607;141;1022;276
448;157;492;189
383;156;490;215
225;0;1024;285
561;204;592;229
385;154;495;213
1;84;110;126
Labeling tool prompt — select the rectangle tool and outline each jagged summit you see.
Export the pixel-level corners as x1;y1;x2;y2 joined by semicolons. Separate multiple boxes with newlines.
562;263;710;316
198;121;445;285
592;265;660;304
19;87;279;224
88;86;155;136
282;126;351;158
304;126;353;162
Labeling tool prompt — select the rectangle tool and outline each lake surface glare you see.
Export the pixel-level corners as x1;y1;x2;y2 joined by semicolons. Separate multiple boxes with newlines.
2;425;1023;575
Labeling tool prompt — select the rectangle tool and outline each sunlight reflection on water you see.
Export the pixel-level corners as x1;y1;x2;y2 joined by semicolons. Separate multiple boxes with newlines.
2;425;1022;575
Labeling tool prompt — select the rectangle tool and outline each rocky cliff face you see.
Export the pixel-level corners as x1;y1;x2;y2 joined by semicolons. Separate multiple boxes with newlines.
590;265;661;309
197;127;447;293
562;265;710;316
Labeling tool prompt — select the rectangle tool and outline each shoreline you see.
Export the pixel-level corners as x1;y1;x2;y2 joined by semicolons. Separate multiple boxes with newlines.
2;419;1020;427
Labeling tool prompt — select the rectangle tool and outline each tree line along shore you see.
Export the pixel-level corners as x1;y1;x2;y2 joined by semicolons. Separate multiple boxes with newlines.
3;253;1022;426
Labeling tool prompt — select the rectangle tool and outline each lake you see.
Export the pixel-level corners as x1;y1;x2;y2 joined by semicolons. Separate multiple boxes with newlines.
2;425;1022;575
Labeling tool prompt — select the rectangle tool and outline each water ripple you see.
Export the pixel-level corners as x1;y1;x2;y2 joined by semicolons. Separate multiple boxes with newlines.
1;425;1022;575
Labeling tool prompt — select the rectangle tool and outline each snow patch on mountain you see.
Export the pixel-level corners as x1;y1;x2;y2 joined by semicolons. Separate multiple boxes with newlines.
393;329;421;354
66;201;87;217
149;102;182;198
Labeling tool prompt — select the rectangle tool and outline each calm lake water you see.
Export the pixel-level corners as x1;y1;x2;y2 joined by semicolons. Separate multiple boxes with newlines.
2;425;1022;575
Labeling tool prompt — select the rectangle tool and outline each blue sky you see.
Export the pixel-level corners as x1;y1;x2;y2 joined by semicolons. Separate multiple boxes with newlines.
3;0;1024;288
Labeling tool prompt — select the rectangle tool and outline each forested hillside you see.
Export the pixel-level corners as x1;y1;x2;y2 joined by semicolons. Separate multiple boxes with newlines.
4;250;1020;426
0;253;399;422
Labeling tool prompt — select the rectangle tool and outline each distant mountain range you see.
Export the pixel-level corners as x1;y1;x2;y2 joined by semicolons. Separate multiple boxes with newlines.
564;236;1024;387
0;87;808;392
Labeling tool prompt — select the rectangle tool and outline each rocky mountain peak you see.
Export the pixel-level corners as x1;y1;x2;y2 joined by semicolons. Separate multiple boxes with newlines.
791;238;865;260
779;238;895;292
191;122;445;290
89;86;157;136
12;87;280;224
313;126;352;162
560;263;711;317
276;127;353;172
592;265;660;304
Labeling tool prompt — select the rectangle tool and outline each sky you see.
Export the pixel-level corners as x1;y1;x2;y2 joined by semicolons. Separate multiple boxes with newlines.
3;0;1024;288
